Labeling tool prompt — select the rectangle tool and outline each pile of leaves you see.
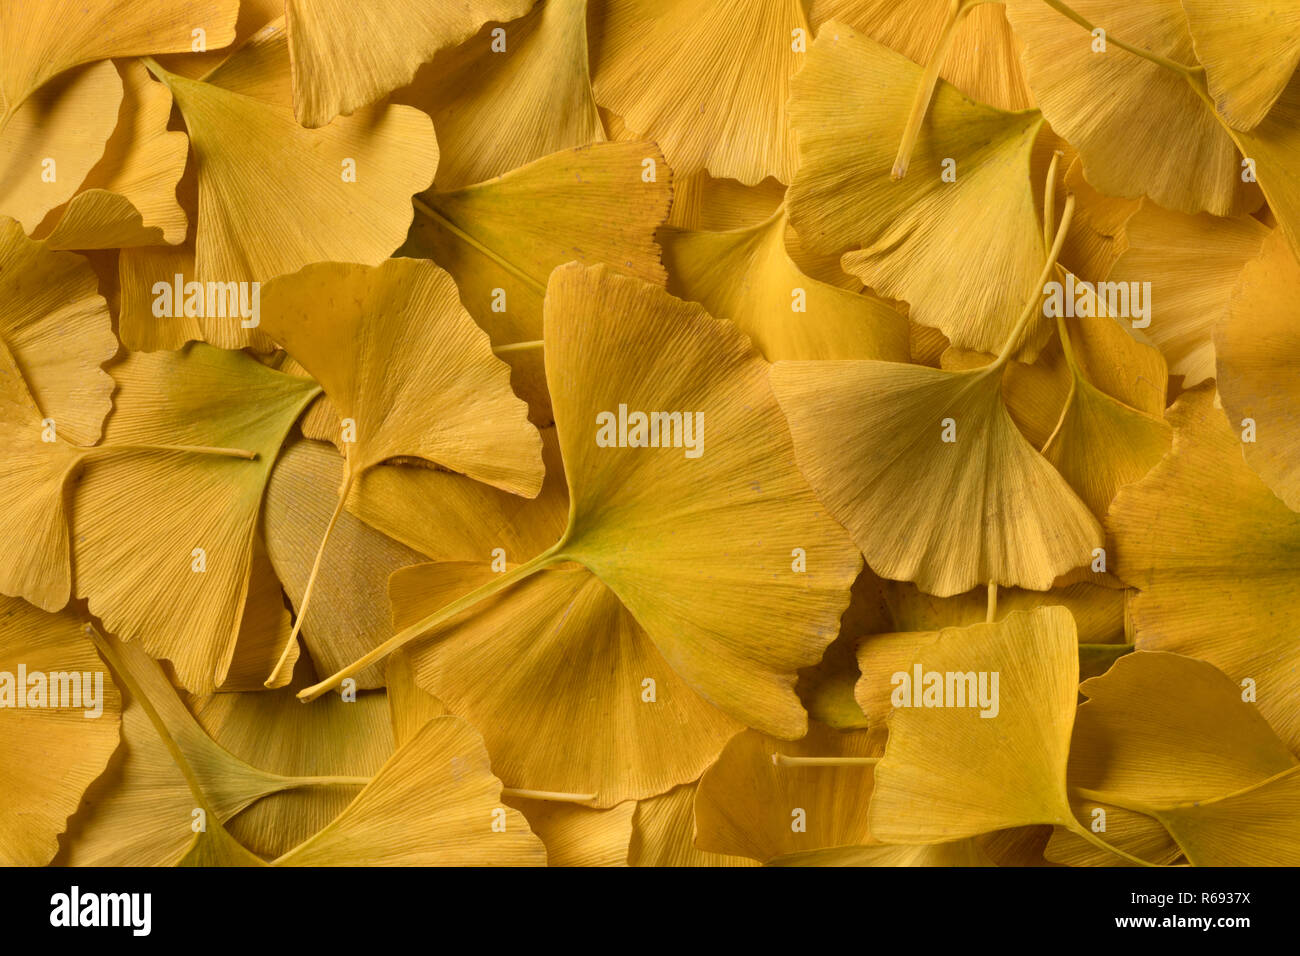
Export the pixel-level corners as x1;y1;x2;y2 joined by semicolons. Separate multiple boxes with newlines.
2;0;1297;867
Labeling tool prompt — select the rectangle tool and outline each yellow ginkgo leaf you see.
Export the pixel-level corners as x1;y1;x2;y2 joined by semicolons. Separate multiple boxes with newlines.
627;784;758;867
503;797;636;867
39;60;189;249
693;723;877;863
284;0;535;128
1003;0;1261;217
771;359;1100;595
787;23;1049;357
387;645;634;866
0;0;237;121
590;0;806;184
273;717;546;866
1153;767;1300;866
216;534;297;691
1049;651;1298;866
147;58;438;286
1108;386;1300;751
263;439;429;689
660;208;910;362
0;599;121;866
397;0;604;191
1108;202;1268;386
390;563;744;807
867;608;1132;856
61;630;333;866
666;170;786;232
1040;313;1172;520
1058;156;1142;281
0;354;89;611
258;257;543;683
1216;229;1300;510
302;266;861;762
72;345;320;693
0;61;123;233
403;141;671;423
810;0;1034;110
152;0;284;81
350;425;569;567
261;258;541;497
1180;0;1300;130
189;668;393;859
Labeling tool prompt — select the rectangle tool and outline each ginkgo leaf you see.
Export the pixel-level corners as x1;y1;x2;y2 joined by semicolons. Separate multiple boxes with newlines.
1040;320;1172;519
350;425;569;567
693;723;878;863
1179;0;1300;130
660;208;910;361
390;563;745;807
396;0;604;191
0;599;121;866
263;438;429;688
302;266;861;777
147;58;438;286
260;258;542;496
666;171;786;232
216;533;297;691
402;141;671;423
0;221;117;608
0;0;237;119
1003;0;1262;217
809;0;1035;111
855;584;1131;727
1058;157;1142;280
273;717;546;866
189;668;393;859
0;61;122;233
61;630;324;866
1049;651;1297;866
0;353;89;612
258;256;542;683
284;0;535;128
771;359;1101;596
627;784;758;867
1109;202;1268;386
72;345;320;693
1108;386;1300;751
38;60;189;249
152;0;284;80
787;23;1049;357
1215;229;1300;510
502;797;636;867
868;608;1111;849
589;0;807;184
1154;767;1300;866
945;289;1169;452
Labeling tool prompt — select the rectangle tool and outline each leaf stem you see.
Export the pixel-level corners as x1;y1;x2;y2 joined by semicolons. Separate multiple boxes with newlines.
771;755;879;768
492;339;544;355
892;0;970;180
988;192;1075;371
1040;0;1201;77
1042;149;1064;250
75;443;258;461
297;543;566;702
266;464;356;687
500;788;598;802
985;581;998;623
